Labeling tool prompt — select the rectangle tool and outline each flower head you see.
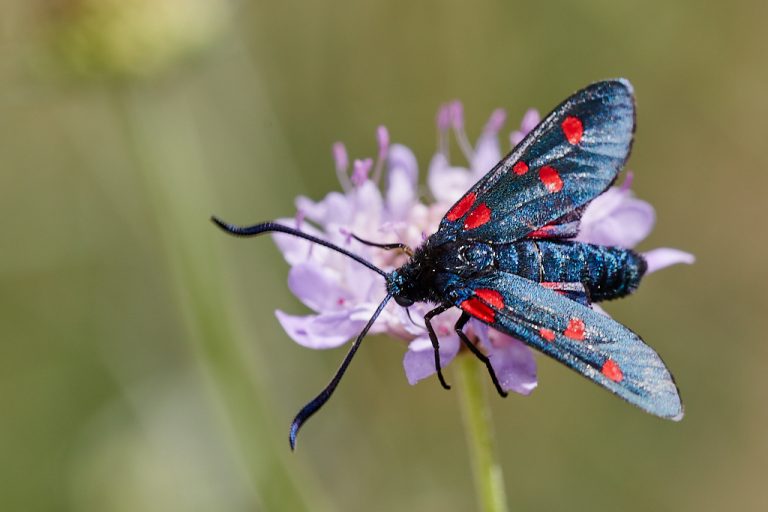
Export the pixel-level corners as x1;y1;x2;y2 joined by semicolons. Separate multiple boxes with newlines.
271;102;694;396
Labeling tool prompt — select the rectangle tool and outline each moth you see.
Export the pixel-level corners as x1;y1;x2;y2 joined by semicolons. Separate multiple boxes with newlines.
213;79;683;450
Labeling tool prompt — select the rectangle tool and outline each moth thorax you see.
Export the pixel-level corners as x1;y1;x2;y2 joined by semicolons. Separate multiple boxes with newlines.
459;242;495;271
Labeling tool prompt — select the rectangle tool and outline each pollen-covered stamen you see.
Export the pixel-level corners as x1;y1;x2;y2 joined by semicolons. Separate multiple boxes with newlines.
539;165;563;193
483;109;507;135
620;170;634;192
437;103;451;131
351;158;373;187
294;209;305;230
601;358;624;382
510;108;541;147
436;103;451;157
377;125;390;157
449;100;464;130
371;125;390;184
338;226;354;244
449;100;474;163
463;203;492;230
333;142;351;192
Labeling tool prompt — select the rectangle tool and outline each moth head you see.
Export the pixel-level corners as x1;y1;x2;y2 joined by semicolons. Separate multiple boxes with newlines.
386;267;419;307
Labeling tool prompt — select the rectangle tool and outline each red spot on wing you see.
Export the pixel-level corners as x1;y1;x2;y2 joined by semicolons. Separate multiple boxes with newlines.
460;298;495;323
539;328;556;342
601;359;624;382
475;288;505;309
563;317;586;341
539;282;567;295
539;166;563;193
561;116;584;145
463;203;492;230
527;224;555;238
512;161;529;175
446;192;477;221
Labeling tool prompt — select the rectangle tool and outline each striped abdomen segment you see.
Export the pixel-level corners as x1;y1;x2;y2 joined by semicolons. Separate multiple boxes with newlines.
496;240;647;301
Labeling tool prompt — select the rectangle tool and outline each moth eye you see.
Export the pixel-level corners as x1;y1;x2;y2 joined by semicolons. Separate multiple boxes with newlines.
394;295;414;308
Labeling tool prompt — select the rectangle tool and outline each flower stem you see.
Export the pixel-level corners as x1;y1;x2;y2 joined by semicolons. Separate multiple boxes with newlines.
456;354;509;512
109;86;330;512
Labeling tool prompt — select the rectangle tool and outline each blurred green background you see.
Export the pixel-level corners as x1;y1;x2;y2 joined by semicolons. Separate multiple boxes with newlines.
2;1;766;511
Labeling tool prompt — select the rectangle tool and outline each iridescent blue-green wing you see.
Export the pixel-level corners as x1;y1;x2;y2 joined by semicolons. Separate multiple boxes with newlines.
445;273;683;420
436;80;635;244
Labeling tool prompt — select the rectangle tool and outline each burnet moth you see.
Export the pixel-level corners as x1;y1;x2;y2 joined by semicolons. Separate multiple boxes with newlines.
213;79;683;450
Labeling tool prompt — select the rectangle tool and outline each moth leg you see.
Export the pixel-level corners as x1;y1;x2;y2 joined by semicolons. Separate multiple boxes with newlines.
423;304;452;390
455;313;509;398
349;233;414;257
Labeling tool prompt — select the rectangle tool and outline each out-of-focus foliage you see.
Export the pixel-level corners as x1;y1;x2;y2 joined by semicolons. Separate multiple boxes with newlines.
2;1;767;511
43;0;229;79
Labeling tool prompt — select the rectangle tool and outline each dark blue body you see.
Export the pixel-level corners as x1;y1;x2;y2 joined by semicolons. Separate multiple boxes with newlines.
399;239;646;303
500;241;645;301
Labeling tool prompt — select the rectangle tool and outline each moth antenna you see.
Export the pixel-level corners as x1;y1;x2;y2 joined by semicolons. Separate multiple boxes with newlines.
289;294;392;450
211;217;387;278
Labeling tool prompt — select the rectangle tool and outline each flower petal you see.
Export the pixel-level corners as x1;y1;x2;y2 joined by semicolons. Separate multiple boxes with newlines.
520;108;541;133
394;305;428;337
470;110;505;178
510;108;540;146
351;180;384;230
377;126;390;160
275;309;367;349
474;321;537;395
271;218;331;266
471;134;501;179
578;187;655;248
341;253;386;302
403;335;460;385
351;158;373;186
296;191;353;227
386;144;419;221
642;248;696;274
387;143;418;183
287;261;353;313
427;153;472;203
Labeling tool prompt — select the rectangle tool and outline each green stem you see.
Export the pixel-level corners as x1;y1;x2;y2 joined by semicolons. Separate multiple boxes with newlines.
110;86;329;512
456;354;509;512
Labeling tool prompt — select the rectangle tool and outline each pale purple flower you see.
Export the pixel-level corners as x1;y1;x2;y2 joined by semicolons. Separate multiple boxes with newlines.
510;109;541;147
271;103;694;396
576;172;695;273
